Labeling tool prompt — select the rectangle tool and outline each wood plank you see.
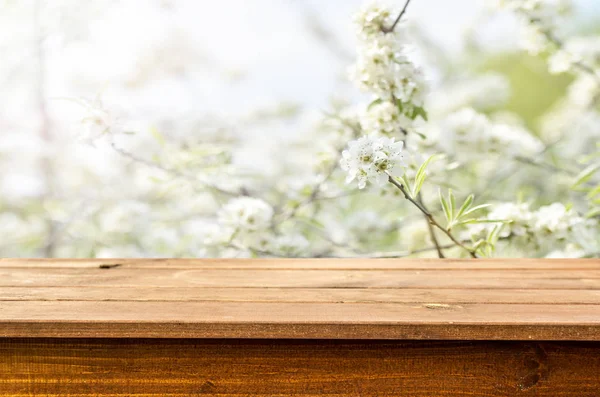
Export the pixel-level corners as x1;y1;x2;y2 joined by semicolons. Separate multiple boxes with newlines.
2;286;600;304
1;257;599;270
1;301;600;339
2;259;600;340
1;339;599;396
3;268;600;289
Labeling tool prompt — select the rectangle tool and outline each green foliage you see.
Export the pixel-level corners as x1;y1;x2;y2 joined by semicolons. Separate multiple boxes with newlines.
573;145;600;218
471;224;502;257
477;52;572;132
395;99;428;122
438;190;492;231
399;155;439;198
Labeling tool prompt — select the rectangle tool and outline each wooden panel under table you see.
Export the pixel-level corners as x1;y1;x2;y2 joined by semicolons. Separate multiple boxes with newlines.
1;258;600;396
1;338;600;396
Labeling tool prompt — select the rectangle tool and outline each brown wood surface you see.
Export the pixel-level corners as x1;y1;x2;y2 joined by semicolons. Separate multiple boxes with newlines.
1;258;600;340
1;338;600;396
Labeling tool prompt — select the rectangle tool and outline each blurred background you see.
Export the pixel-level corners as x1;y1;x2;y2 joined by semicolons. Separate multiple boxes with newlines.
0;0;599;257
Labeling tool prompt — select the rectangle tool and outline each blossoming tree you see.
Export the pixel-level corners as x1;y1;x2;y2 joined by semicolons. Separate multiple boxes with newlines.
0;0;598;258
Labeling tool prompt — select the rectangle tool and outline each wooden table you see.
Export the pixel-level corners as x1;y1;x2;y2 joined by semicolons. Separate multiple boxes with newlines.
1;258;600;396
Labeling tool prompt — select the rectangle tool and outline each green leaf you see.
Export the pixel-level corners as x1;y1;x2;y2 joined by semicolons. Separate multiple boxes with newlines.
412;178;425;198
586;208;600;218
395;99;405;113
472;239;488;251
448;189;456;220
439;190;452;225
367;98;383;110
587;185;600;199
457;219;507;226
486;225;502;248
299;216;325;229
415;131;427;140
412;155;438;197
573;164;600;189
456;194;474;220
462;204;492;217
411;106;429;121
150;126;166;146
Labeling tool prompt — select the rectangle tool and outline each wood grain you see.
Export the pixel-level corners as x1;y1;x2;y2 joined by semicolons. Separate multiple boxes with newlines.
1;339;600;396
1;259;600;339
1;257;599;269
1;301;600;340
3;286;600;304
2;259;600;396
3;267;600;289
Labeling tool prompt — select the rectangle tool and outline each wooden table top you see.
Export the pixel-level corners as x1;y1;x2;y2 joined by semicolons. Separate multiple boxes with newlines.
1;258;600;340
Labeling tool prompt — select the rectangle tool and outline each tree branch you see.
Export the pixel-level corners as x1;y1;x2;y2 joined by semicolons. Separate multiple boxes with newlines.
418;193;445;258
388;175;478;258
109;142;239;197
542;30;600;82
382;0;412;33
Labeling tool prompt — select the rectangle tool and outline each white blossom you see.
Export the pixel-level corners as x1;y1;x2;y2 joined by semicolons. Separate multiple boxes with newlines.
439;108;490;155
467;201;592;256
340;135;407;189
532;202;583;240
487;202;533;238
204;197;276;254
271;234;310;257
492;0;573;55
439;108;543;158
520;25;549;55
218;197;274;234
354;1;396;38
350;2;427;105
547;36;600;75
548;50;576;74
545;244;586;258
360;101;411;136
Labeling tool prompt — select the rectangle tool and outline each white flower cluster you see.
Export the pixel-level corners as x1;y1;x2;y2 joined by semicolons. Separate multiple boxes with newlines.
218;197;274;233
204;197;273;250
534;202;585;240
360;101;411;137
439;108;543;158
469;202;533;239
548;36;600;75
492;0;572;55
342;2;424;190
467;202;593;255
205;197;309;257
340;135;407;189
350;2;427;107
271;234;310;257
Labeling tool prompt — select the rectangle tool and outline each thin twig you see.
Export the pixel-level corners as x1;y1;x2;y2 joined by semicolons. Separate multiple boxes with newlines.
513;155;578;176
418;193;445;258
543;30;600;82
109;141;239;197
388;175;478;258
277;137;352;225
382;0;412;33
